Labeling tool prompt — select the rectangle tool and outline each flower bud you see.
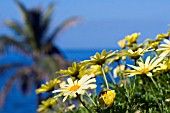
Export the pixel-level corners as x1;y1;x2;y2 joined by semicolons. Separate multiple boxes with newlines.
98;89;116;107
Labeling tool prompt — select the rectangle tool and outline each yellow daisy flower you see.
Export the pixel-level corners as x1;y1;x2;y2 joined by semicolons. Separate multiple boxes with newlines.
153;59;170;72
82;49;117;66
36;79;60;94
98;89;116;107
88;65;110;76
157;39;170;57
127;56;163;77
37;98;56;113
125;32;140;46
52;74;97;102
56;62;87;79
118;47;149;59
156;31;170;41
118;39;126;49
145;40;160;49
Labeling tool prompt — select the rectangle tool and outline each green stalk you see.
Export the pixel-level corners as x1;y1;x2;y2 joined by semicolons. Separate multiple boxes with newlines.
132;75;136;94
102;67;109;89
150;76;158;89
150;77;169;112
76;93;91;113
85;92;97;106
150;86;162;112
108;71;116;84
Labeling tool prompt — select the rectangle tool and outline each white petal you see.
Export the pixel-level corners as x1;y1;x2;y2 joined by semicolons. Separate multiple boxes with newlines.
159;44;170;48
145;56;150;67
113;68;118;78
67;78;74;85
52;89;66;93
138;62;144;69
78;75;92;85
87;84;97;89
156;48;169;51
63;91;72;96
76;88;83;94
159;50;170;57
150;57;163;69
63;95;68;102
74;80;78;85
146;72;152;77
84;78;96;85
149;57;156;67
164;39;170;45
127;64;141;71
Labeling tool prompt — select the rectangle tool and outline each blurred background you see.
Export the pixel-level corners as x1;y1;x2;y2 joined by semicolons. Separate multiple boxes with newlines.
0;0;170;113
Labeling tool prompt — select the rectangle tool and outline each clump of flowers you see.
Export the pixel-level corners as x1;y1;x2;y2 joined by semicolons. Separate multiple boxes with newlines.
36;31;170;113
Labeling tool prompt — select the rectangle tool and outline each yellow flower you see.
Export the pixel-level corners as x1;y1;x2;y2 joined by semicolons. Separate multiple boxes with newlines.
157;39;170;57
98;89;116;107
37;98;56;113
118;48;149;59
36;79;60;94
125;32;140;46
52;74;97;102
56;62;87;79
113;65;125;78
88;65;110;76
82;49;117;66
156;31;169;41
146;40;160;49
118;39;126;48
127;56;163;77
153;59;170;72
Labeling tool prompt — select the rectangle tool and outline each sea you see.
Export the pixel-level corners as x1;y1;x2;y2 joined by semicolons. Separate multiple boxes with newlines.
0;49;122;113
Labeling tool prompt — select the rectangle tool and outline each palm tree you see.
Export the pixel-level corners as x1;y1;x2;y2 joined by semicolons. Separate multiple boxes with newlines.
0;1;81;108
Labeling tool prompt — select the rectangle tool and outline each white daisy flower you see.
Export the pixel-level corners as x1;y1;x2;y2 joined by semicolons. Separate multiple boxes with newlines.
127;56;163;77
157;39;170;57
52;74;97;102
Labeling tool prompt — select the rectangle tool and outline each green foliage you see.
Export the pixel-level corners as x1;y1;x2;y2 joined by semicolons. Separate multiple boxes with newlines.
37;31;170;113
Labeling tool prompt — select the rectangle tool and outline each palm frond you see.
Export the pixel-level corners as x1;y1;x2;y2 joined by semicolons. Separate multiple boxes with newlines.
5;20;23;36
0;36;27;53
0;63;26;74
15;1;35;43
41;3;55;34
0;66;32;108
47;16;83;43
15;0;28;20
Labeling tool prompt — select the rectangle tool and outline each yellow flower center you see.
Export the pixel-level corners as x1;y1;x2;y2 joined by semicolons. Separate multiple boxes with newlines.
69;85;80;91
141;68;149;74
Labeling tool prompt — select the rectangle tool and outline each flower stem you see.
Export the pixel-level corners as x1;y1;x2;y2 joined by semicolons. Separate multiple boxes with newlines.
132;75;136;93
102;67;109;89
108;72;116;84
76;93;91;113
85;92;97;106
150;76;158;89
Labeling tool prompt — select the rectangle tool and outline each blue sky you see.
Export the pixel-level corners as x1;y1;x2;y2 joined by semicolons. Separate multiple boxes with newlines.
1;0;170;49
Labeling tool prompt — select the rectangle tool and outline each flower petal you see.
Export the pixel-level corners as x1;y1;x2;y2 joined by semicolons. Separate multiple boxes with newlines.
145;56;150;67
164;39;170;46
146;72;152;77
67;78;74;86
